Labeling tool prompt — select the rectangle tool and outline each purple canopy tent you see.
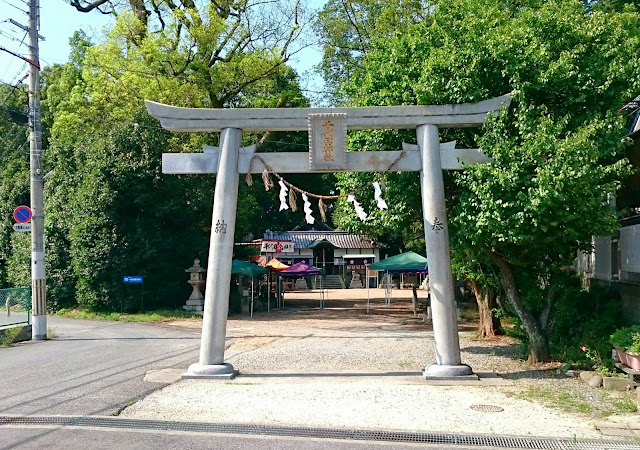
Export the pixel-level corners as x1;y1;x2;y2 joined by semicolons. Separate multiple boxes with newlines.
279;262;324;308
279;261;321;277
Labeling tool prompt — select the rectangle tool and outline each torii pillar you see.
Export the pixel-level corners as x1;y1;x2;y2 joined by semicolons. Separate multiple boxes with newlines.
419;124;467;376
146;95;510;379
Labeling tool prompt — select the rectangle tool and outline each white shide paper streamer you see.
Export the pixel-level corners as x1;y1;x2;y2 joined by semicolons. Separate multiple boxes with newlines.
278;180;289;211
302;193;315;224
373;182;387;210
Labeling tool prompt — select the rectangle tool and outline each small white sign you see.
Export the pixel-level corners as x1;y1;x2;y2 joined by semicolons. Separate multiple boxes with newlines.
260;240;294;253
13;223;31;232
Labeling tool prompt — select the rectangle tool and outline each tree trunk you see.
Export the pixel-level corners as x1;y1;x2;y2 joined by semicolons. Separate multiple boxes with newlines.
468;279;504;338
527;331;551;364
486;250;551;363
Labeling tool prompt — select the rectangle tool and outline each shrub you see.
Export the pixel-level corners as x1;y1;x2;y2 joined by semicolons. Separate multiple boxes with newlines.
550;282;624;367
610;325;640;354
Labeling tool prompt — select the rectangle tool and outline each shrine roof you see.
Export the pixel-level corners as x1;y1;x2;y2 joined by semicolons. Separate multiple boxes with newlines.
263;230;374;250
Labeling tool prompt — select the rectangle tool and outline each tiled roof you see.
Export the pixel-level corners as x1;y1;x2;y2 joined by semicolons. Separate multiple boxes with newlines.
263;231;374;249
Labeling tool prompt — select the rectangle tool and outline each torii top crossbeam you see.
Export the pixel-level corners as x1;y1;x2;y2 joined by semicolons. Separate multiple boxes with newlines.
145;94;510;132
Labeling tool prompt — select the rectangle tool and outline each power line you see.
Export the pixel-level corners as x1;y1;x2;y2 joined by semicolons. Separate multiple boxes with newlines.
0;22;23;41
0;125;26;163
0;0;28;14
0;74;28;107
9;64;27;84
0;74;26;88
0;65;24;86
0;28;27;44
0;123;18;148
0;29;27;82
0;138;28;165
0;46;38;67
0;64;28;89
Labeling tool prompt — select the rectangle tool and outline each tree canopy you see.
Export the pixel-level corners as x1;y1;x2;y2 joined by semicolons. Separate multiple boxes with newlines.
67;0;311;108
315;0;427;102
21;0;322;310
329;0;640;361
0;83;30;287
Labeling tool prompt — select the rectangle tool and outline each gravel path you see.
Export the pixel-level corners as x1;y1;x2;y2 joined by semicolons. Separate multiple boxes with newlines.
123;382;597;438
120;289;638;440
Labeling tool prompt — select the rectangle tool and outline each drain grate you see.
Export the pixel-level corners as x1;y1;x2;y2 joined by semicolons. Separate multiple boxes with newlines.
470;404;505;413
1;415;638;450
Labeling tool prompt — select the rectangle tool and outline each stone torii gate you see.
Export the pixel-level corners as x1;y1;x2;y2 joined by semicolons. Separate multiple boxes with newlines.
145;94;510;380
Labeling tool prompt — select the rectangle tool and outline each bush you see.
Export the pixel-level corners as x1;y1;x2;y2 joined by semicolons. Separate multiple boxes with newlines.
610;325;640;354
550;282;624;367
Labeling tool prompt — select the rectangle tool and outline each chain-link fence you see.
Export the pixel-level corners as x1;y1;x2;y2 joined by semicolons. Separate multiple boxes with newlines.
0;287;31;328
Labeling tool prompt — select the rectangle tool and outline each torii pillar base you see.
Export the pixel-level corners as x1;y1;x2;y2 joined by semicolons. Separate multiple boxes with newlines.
182;363;238;380
423;363;476;380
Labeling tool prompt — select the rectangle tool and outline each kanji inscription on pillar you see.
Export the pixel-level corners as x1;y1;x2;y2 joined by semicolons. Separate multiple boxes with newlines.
431;217;445;233
308;113;347;171
215;219;228;234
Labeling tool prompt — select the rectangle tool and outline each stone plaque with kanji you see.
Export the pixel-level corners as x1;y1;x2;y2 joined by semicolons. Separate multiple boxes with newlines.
308;113;347;171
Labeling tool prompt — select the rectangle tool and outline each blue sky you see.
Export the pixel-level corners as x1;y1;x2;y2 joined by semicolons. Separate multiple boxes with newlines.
0;0;111;84
0;0;324;99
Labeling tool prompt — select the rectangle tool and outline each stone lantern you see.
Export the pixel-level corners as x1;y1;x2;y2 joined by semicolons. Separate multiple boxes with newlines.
184;259;206;315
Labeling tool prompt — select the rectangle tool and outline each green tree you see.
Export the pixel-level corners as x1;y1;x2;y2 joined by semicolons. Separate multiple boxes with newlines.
451;251;504;338
315;0;427;102
40;7;318;310
45;111;213;311
67;0;310;108
0;83;30;288
332;0;640;361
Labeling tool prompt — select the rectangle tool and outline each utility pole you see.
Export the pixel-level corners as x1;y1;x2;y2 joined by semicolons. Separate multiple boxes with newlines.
27;0;46;340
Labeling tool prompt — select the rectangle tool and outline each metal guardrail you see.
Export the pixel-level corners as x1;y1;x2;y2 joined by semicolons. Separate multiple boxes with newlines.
0;287;31;328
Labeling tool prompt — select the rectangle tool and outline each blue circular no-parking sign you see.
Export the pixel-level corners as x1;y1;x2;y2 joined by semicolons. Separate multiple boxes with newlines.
13;205;32;223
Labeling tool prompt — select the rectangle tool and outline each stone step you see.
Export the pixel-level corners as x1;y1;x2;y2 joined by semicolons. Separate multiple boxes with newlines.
313;275;345;289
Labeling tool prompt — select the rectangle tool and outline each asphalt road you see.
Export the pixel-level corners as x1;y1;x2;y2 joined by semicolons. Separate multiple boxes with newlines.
0;318;479;449
0;316;201;416
1;317;633;450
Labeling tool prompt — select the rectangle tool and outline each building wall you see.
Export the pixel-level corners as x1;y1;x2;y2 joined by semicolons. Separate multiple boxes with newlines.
621;283;640;323
577;223;640;323
621;225;640;275
593;236;614;281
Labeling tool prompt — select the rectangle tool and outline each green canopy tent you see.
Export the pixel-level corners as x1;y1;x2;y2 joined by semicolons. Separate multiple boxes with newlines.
367;252;428;313
368;251;428;272
231;259;269;276
231;260;268;317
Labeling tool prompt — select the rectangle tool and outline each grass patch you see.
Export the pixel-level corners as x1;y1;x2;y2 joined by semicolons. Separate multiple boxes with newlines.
0;326;23;346
517;383;639;418
47;328;58;339
517;385;593;414
612;397;638;413
55;308;202;323
397;360;416;370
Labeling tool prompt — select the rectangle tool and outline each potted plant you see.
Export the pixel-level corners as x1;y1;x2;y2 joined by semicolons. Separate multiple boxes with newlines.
609;325;640;371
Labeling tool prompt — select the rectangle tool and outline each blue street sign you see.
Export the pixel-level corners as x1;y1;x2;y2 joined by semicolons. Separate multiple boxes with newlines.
13;205;32;223
123;275;143;284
